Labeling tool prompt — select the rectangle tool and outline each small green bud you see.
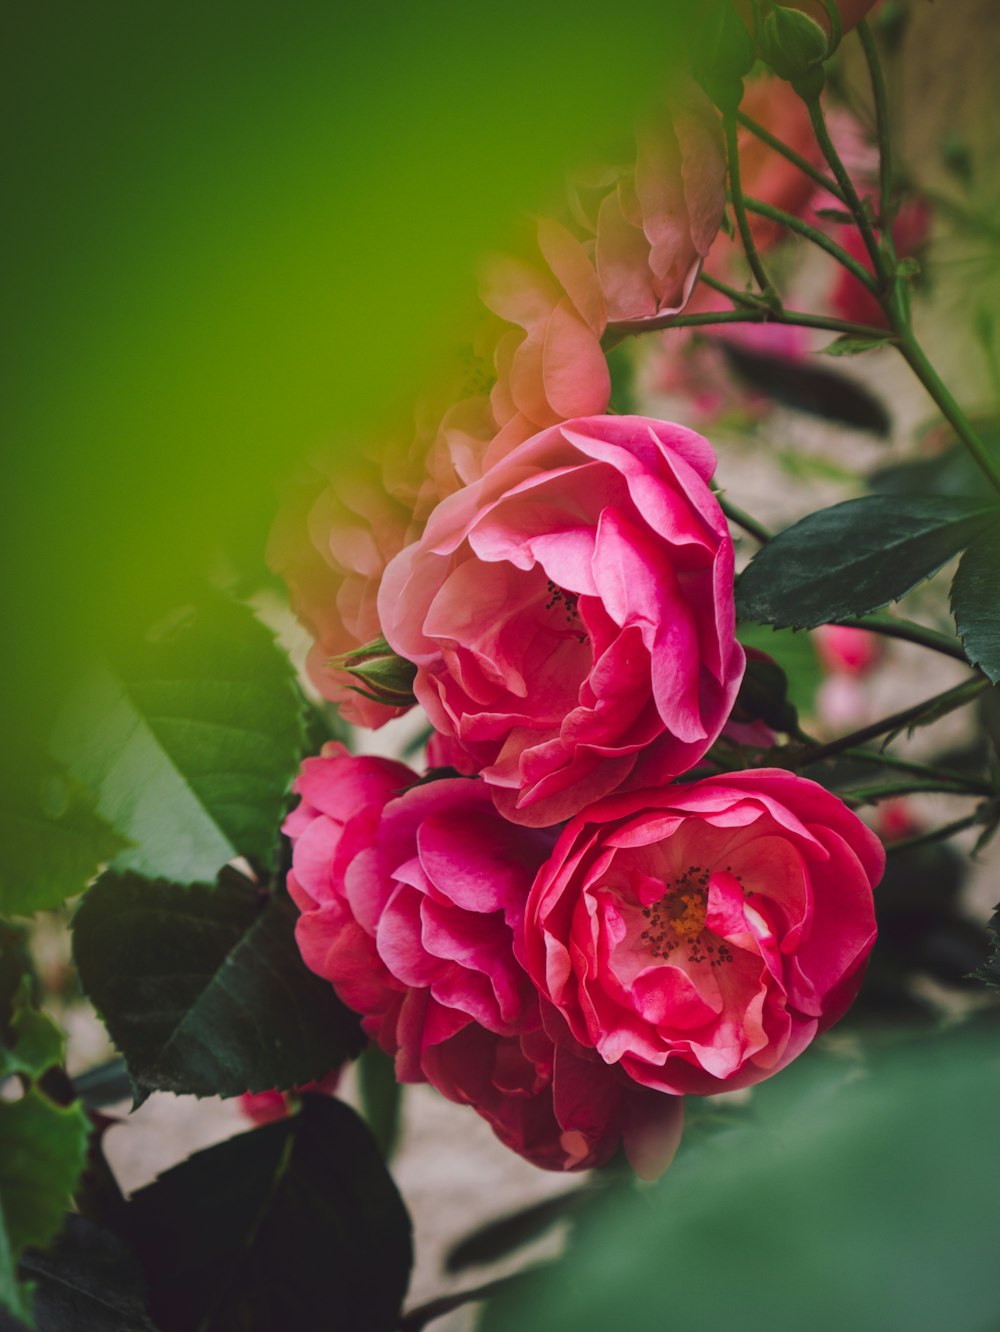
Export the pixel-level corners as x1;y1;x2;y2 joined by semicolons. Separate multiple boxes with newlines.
330;636;417;709
759;5;829;82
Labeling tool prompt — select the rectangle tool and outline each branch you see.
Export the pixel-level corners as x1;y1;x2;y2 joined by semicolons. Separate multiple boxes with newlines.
885;812;984;855
736;110;846;205
724;112;774;298
789;676;991;768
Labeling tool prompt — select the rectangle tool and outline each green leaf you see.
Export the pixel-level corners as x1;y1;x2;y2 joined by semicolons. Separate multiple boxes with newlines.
51;596;307;885
718;342;891;434
731;655;798;734
737;625;822;715
820;335;892;357
970;902;1000;988
127;1094;411;1332
951;529;1000;683
11;1214;157;1332
0;982;64;1084
72;870;363;1103
0;757;124;918
0;1092;90;1325
481;1029;1000;1332
736;496;996;629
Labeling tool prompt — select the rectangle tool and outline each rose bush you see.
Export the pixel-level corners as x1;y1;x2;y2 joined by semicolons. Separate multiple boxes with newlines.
285;744;683;1173
379;414;745;826
522;769;883;1094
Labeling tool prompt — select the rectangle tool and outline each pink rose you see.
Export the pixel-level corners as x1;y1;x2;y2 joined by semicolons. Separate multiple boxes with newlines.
285;746;682;1174
570;82;726;325
481;219;611;437
523;769;883;1095
267;455;419;727
379;415;745;827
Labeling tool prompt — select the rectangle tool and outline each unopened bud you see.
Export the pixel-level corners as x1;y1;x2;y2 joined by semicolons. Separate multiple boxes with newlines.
330;636;417;709
759;5;829;83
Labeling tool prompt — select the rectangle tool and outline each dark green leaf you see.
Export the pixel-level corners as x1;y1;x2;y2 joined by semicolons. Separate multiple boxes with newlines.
820;335;892;357
951;529;1000;683
970;902;1000;988
128;1095;411;1332
73;870;363;1103
482;1030;1000;1332
868;445;983;499
737;625;822;715
0;1092;90;1325
0;758;124;918
736;496;996;629
718;342;891;433
9;1214;156;1332
731;655;798;734
51;596;307;886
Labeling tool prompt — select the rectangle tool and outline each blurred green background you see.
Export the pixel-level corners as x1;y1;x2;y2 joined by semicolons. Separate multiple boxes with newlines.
3;1;699;748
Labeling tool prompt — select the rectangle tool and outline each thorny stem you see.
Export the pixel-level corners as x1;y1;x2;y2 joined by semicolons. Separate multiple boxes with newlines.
839;747;995;796
741;194;880;289
894;330;1000;496
843;781;984;806
856;20;893;229
603;304;889;347
723;112;775;299
885;811;985;855
789;677;991;769
736;109;847;205
800;90;889;283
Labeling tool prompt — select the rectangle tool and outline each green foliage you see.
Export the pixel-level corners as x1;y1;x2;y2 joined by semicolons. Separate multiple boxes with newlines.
0;759;123;919
820;335;892;357
51;597;307;887
719;342;891;433
0;982;64;1084
126;1095;412;1332
482;1031;1000;1332
0;1093;90;1328
736;496;997;629
731;654;799;734
737;624;822;716
10;1215;157;1332
970;904;1000;988
951;529;1000;683
72;869;363;1104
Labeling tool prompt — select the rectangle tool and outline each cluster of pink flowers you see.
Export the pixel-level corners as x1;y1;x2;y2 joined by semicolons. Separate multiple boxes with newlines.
275;83;884;1175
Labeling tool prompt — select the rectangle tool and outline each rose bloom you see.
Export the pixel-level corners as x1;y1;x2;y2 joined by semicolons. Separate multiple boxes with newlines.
567;80;726;325
522;770;883;1095
379;415;744;827
267;449;420;728
285;744;683;1174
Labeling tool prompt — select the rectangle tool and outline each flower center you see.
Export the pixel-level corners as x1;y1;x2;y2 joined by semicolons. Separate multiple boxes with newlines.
543;579;586;645
639;866;734;968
